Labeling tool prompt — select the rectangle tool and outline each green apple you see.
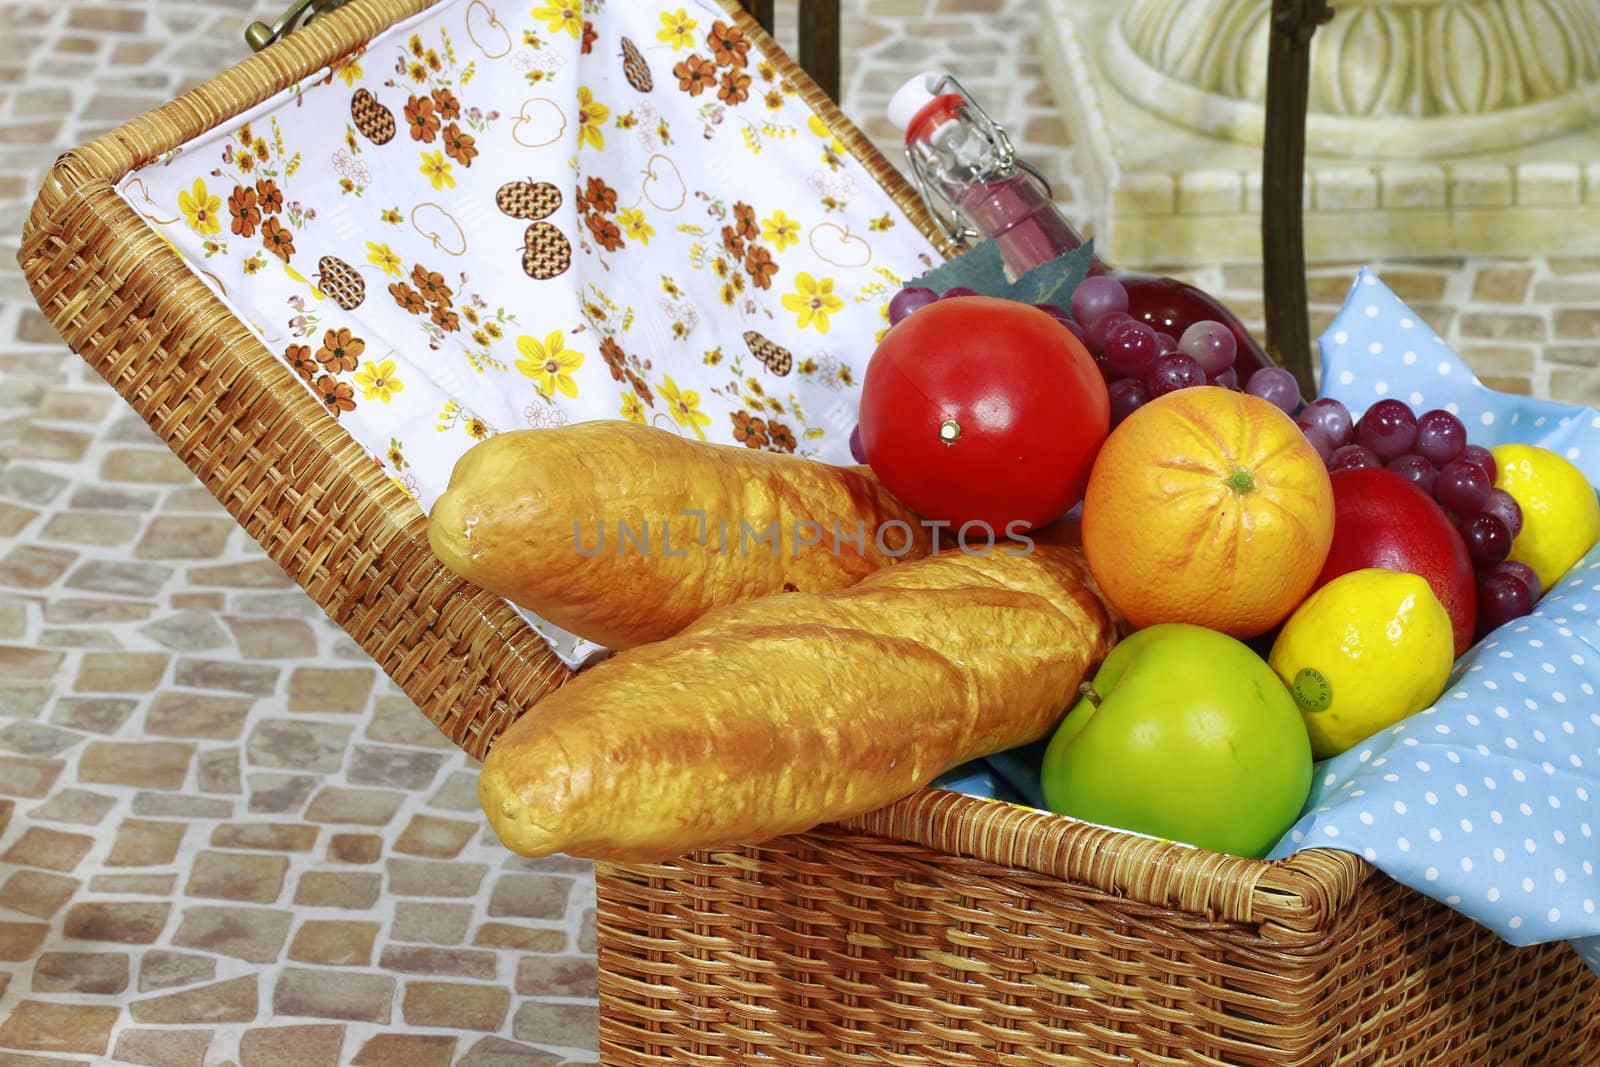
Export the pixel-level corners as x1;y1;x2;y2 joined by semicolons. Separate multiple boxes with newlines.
1040;622;1313;858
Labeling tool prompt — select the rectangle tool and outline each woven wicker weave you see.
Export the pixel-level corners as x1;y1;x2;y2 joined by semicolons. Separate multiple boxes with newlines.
17;0;1599;1062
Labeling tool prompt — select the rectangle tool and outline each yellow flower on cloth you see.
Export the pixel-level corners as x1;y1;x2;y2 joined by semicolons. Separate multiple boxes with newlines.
355;359;404;402
806;114;848;170
366;242;402;277
659;375;710;440
782;272;844;334
657;8;698;50
532;1;582;38
179;178;222;235
516;330;585;399
762;210;802;252
620;392;646;423
618;207;653;245
336;58;363;87
419;150;455;190
577;87;609;150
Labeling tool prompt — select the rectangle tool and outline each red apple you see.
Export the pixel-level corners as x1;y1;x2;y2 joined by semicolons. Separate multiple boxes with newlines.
1315;466;1477;657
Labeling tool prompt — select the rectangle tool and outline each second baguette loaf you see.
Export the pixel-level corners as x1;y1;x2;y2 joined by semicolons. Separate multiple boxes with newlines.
479;535;1120;862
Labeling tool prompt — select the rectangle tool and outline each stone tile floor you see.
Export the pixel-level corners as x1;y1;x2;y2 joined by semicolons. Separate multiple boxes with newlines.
0;0;1597;1064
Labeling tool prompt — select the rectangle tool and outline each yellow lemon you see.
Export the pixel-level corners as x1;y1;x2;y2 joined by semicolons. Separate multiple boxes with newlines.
1268;569;1454;760
1491;444;1600;594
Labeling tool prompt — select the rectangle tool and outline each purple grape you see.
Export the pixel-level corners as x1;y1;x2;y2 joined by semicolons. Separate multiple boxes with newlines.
1413;409;1466;466
1386;453;1436;496
1480;488;1522;538
1178;320;1237;376
1209;367;1239;390
1298;423;1334;465
1485;559;1540;601
1092;352;1116;383
1107;376;1150;427
1086;311;1134;356
1104;320;1162;378
849;424;866;464
1458;513;1512;566
887;286;937;326
1244;366;1301;415
1036;304;1090;347
1144;353;1206;398
1477;572;1534;636
1329;444;1382;471
1436;457;1492;515
1070;275;1130;327
1461;444;1497;484
940;286;980;299
1153;331;1180;357
1355;398;1419;460
1300;397;1353;450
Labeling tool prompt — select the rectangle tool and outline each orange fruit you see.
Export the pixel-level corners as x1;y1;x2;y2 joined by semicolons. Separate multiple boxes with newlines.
1081;386;1334;638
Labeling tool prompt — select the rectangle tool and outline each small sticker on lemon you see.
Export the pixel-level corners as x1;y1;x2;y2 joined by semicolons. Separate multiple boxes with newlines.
1291;667;1332;713
1268;568;1454;760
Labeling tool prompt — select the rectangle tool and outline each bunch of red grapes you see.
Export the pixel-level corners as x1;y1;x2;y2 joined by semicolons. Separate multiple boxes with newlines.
1060;275;1303;427
1297;395;1536;636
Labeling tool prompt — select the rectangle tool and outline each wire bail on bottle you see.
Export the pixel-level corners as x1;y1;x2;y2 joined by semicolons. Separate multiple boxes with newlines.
900;74;1053;250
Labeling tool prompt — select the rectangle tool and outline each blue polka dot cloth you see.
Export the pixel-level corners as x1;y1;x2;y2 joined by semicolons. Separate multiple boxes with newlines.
934;268;1600;977
1270;268;1600;976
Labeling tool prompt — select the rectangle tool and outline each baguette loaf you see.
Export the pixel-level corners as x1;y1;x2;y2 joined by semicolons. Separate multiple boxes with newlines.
479;536;1119;861
428;421;933;649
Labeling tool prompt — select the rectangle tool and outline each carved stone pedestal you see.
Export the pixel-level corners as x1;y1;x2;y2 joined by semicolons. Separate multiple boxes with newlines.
1040;0;1600;265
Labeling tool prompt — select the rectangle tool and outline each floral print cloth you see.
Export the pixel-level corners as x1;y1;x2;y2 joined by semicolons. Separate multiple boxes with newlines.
117;0;940;665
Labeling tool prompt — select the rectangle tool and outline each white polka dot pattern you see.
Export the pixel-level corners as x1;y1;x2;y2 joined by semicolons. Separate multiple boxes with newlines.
1317;268;1600;485
1270;268;1600;977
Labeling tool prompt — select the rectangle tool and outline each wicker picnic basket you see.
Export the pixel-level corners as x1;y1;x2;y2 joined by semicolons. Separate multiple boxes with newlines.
17;0;1600;1062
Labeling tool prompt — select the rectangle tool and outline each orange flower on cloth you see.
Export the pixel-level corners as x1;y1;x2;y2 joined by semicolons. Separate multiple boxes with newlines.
316;327;365;372
315;374;356;416
674;54;716;95
283;343;317;381
405;95;440;142
228;185;259;237
261;216;294;261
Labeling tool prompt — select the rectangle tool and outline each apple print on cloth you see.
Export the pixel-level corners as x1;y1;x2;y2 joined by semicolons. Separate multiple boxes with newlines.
1268;269;1600;977
114;0;939;668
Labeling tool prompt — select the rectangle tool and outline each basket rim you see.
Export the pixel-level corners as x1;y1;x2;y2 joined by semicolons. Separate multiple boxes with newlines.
16;0;1372;929
840;787;1369;931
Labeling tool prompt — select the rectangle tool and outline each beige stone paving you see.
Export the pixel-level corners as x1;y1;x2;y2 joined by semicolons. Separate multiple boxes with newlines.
1;0;1598;1064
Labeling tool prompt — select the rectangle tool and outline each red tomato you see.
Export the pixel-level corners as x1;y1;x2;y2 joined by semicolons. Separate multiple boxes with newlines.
858;296;1109;532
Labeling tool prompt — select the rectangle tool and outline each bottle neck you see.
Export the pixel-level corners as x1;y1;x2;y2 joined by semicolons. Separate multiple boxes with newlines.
905;96;1012;199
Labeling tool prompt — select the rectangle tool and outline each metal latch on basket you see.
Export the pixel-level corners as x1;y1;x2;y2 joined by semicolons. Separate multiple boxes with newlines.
245;0;354;51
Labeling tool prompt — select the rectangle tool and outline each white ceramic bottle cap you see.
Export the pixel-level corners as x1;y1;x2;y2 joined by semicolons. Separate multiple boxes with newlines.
886;71;949;134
